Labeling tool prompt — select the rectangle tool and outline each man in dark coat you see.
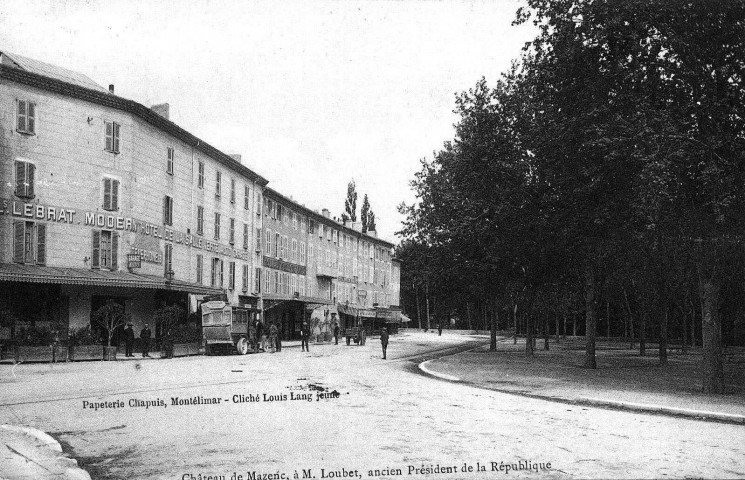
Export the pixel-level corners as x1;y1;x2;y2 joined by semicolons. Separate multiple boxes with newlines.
255;319;264;352
140;323;152;357
124;323;135;357
301;321;310;352
333;324;340;345
380;325;389;360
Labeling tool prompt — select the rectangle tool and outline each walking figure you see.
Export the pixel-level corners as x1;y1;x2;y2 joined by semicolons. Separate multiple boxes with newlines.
380;325;389;360
269;322;278;353
140;323;152;357
124;323;135;357
301;321;310;352
334;324;340;345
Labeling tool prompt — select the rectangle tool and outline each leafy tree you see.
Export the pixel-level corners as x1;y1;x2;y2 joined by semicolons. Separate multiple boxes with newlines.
92;300;130;347
344;180;358;222
367;211;377;232
361;194;370;233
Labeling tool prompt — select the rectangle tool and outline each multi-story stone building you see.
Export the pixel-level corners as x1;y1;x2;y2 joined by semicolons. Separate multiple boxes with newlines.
0;51;266;344
262;188;400;340
0;50;400;347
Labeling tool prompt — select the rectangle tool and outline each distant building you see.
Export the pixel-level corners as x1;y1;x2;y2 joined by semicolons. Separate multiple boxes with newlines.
0;50;400;350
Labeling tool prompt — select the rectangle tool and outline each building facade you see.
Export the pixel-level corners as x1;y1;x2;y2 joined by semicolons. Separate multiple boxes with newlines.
0;51;400;348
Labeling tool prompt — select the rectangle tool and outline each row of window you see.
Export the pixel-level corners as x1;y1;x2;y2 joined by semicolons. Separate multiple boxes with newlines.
195;255;261;293
263;269;309;297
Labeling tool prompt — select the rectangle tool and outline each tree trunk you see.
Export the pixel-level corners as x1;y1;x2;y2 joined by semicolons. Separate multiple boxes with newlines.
555;311;560;343
623;287;635;349
415;283;422;330
562;312;567;340
573;311;577;337
544;315;550;351
513;304;518;344
639;310;647;357
606;300;610;339
681;301;688;355
584;265;597;369
659;304;668;366
525;303;534;358
425;283;431;331
701;278;724;393
689;297;696;348
490;305;497;352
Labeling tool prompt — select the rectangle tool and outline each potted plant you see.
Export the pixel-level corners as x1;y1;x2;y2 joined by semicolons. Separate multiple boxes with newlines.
152;304;185;359
69;326;104;361
0;308;17;361
92;300;130;361
169;323;202;357
15;325;55;363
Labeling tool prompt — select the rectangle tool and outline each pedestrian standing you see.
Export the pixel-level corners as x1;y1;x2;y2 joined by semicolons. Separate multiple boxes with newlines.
269;322;278;353
140;323;152;357
380;325;389;360
438;321;443;336
276;323;282;352
334;323;340;345
124;323;135;357
255;319;264;352
301;321;310;352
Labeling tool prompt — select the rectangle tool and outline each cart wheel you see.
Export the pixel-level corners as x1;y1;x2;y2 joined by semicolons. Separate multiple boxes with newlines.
346;336;350;345
236;338;248;355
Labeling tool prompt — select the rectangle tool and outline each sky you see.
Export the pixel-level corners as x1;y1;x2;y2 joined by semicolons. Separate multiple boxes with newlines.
1;0;536;243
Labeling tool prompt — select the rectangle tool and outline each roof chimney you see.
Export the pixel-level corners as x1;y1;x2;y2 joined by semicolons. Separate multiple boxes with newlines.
352;222;362;232
368;230;378;238
108;84;115;94
229;154;242;163
151;103;170;120
322;208;330;219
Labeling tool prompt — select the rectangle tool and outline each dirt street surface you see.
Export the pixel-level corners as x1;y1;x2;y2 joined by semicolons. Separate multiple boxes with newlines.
1;332;743;479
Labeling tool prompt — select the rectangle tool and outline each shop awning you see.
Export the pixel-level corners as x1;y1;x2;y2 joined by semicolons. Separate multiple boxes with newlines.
0;263;223;295
262;294;334;311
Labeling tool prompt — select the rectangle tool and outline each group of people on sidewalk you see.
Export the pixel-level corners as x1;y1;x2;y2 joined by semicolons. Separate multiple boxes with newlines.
123;323;152;358
122;319;390;359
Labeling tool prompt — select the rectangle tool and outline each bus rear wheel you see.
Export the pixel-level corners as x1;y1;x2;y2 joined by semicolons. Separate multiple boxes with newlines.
236;338;248;355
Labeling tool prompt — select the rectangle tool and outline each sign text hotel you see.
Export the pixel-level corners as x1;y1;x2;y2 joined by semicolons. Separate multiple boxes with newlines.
1;199;249;261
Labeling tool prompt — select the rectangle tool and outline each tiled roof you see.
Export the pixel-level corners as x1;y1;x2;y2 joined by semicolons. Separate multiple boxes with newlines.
0;62;267;186
0;51;108;92
0;263;223;295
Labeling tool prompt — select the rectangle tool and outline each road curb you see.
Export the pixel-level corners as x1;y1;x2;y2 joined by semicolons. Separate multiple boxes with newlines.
419;360;460;381
418;357;745;426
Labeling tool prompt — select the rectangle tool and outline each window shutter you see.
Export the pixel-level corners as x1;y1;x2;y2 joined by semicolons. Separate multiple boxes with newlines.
27;102;35;133
17;100;26;132
13;221;24;263
111;232;119;270
91;231;100;268
36;223;46;265
112;180;119;211
163;196;167;224
105;122;113;151
219;260;224;288
113;123;120;152
104;179;111;210
27;163;34;198
15;161;25;197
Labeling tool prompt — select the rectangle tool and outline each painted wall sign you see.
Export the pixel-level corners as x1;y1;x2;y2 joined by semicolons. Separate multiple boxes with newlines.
262;256;307;276
1;198;249;261
126;253;142;268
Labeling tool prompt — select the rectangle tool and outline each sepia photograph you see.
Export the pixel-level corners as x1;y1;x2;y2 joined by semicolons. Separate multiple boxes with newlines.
0;1;744;479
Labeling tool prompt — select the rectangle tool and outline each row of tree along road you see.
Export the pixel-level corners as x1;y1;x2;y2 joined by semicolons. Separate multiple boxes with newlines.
396;1;745;393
